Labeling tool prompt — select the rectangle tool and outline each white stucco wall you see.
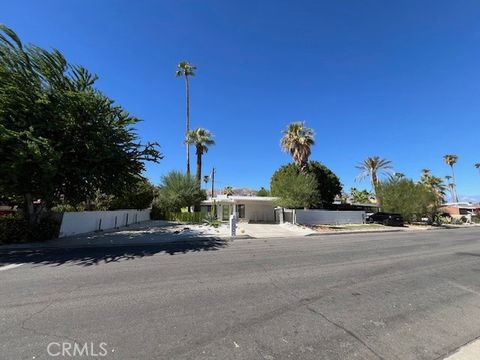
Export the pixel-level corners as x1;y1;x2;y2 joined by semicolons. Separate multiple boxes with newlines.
211;201;275;222
294;210;366;225
242;202;275;222
59;209;151;238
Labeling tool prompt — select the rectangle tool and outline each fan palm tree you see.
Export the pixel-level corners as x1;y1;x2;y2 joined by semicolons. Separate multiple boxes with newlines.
443;154;459;202
280;122;315;174
420;172;446;205
223;186;234;196
356;156;393;205
444;176;454;202
185;128;215;186
176;61;197;176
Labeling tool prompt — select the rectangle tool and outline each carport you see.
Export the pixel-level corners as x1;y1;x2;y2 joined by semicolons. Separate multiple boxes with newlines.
201;195;277;222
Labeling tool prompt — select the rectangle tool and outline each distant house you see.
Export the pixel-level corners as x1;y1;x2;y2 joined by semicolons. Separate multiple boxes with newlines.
201;195;277;222
440;202;480;219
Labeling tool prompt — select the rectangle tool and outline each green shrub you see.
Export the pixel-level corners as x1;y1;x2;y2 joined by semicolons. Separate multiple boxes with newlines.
150;203;164;220
155;171;206;213
378;178;437;223
150;209;208;223
206;219;220;228
0;216;29;244
0;215;60;244
270;162;342;209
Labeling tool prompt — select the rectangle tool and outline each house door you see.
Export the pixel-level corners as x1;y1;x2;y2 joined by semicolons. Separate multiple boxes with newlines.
222;205;230;221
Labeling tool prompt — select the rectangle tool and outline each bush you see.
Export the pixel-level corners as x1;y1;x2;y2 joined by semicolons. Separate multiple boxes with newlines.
0;215;60;244
109;179;156;210
271;167;319;209
151;211;207;223
378;178;437;223
270;161;342;208
206;219;220;228
155;171;206;213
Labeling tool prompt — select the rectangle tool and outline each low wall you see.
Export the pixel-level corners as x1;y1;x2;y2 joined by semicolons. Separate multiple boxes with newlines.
59;209;151;238
293;209;366;225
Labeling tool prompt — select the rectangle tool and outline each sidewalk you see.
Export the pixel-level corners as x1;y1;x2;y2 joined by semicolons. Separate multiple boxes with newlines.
0;220;231;250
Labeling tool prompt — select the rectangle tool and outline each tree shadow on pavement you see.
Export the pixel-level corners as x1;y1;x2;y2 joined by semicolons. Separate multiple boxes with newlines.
0;238;229;267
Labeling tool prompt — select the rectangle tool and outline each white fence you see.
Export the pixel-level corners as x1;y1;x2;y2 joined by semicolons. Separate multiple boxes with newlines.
59;209;151;238
283;209;366;225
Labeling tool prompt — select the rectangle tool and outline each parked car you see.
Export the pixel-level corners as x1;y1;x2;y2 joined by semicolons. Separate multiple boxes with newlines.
367;212;404;226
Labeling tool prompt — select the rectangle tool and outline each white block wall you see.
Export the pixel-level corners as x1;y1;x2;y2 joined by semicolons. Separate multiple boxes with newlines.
59;209;151;238
294;209;366;225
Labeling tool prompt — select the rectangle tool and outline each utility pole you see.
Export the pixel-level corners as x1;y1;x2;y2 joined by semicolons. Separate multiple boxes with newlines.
211;167;215;198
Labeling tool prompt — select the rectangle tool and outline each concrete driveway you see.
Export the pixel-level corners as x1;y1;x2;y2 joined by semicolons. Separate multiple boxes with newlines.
237;222;316;238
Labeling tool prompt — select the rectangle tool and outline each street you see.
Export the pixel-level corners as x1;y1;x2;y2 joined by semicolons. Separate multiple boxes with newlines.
1;228;480;359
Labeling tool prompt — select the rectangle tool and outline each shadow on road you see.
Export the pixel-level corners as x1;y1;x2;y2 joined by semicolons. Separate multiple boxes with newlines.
0;238;229;267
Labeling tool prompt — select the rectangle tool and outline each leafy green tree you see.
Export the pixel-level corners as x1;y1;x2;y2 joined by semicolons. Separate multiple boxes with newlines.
270;166;319;209
176;61;196;176
306;161;342;206
270;162;341;208
256;187;270;197
378;177;437;223
356;156;393;206
443;154;459;202
185;128;215;186
154;171;206;213
110;179;156;210
280;122;315;174
0;25;161;223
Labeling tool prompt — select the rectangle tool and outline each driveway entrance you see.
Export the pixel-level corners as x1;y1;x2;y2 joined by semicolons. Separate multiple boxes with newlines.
236;223;315;238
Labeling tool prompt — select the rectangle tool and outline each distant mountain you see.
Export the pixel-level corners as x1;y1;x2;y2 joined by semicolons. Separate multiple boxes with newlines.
212;188;258;196
458;195;480;204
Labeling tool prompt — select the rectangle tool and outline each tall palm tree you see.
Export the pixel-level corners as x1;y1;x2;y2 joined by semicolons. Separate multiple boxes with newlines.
280;122;315;174
223;186;234;196
420;172;446;205
475;163;480;175
176;61;197;176
443;154;459;202
356;156;393;205
444;175;454;202
421;169;430;176
203;175;210;189
185;128;215;186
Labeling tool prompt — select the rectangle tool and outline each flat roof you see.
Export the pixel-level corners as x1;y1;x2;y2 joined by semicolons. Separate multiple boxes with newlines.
202;196;277;204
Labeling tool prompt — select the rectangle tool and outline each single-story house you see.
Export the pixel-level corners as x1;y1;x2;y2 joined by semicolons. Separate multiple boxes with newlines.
201;195;277;222
440;202;480;218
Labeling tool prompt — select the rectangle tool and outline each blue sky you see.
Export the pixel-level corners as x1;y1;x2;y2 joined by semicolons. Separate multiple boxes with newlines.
3;1;480;199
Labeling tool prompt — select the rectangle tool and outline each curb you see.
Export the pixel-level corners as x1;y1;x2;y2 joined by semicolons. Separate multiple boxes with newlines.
0;225;477;251
0;236;234;252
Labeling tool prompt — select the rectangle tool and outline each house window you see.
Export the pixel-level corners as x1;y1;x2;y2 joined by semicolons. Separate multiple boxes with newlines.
237;204;245;218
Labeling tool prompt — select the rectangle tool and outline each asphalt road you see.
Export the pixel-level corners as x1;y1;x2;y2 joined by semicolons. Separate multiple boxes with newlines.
1;228;480;360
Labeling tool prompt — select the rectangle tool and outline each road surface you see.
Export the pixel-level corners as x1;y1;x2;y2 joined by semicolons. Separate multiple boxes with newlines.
1;228;480;359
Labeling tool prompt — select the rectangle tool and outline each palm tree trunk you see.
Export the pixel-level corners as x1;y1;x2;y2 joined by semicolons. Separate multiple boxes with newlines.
300;160;308;175
451;165;459;202
196;146;202;187
371;172;381;207
185;76;191;176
